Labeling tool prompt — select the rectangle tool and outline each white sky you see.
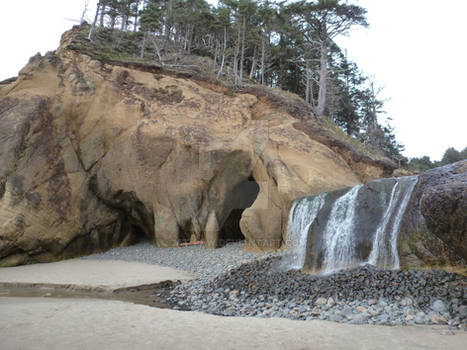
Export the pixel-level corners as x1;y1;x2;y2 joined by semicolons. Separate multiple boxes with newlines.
1;0;465;161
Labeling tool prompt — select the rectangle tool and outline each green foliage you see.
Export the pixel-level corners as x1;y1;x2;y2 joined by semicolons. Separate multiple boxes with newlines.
461;147;467;159
140;0;163;32
85;0;404;162
408;156;437;173
440;147;464;165
408;146;466;173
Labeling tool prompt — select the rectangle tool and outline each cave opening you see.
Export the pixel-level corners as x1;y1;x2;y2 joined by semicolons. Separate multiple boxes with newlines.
129;224;149;244
106;189;155;246
218;175;259;247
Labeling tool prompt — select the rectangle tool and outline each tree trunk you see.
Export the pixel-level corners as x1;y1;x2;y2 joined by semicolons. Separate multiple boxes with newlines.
305;59;311;104
133;0;140;32
88;1;101;40
140;31;147;59
315;40;328;116
217;27;227;80
99;5;106;27
239;15;246;85
249;46;257;80
80;1;88;24
152;36;164;65
233;24;241;85
184;27;189;51
110;16;116;29
260;34;265;85
278;33;286;89
213;40;219;69
133;12;138;31
164;0;173;53
121;15;126;31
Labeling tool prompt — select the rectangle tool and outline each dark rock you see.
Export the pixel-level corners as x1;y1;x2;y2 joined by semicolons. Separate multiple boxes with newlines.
399;160;467;268
420;162;467;260
167;256;467;326
431;300;448;313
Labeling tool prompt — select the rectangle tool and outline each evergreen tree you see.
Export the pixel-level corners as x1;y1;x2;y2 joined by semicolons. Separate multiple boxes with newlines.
291;0;368;116
85;0;406;161
460;147;467;160
440;147;462;165
408;156;436;172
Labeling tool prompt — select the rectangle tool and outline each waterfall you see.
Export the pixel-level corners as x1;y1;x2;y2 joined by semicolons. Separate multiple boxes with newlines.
321;185;363;274
367;176;417;269
286;193;326;270
366;182;400;267
286;176;419;274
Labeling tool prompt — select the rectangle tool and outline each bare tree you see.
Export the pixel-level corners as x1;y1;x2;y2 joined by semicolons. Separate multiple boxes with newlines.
294;0;367;116
80;0;90;24
88;1;102;40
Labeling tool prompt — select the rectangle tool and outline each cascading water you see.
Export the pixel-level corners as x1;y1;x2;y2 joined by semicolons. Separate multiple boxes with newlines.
286;176;419;273
321;184;363;273
286;193;326;269
368;176;418;269
367;176;418;269
366;182;400;267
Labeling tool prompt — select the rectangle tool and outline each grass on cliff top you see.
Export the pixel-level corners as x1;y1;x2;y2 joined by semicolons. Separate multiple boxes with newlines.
63;24;394;168
319;118;391;161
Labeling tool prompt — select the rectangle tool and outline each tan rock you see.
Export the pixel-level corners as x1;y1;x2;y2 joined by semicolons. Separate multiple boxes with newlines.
0;28;394;266
429;314;448;325
205;211;219;249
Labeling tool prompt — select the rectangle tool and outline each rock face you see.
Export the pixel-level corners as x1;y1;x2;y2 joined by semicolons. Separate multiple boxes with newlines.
0;27;394;266
302;176;418;272
294;161;466;272
398;160;467;269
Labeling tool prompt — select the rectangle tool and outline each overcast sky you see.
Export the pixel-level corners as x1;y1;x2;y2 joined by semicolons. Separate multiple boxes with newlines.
1;0;465;161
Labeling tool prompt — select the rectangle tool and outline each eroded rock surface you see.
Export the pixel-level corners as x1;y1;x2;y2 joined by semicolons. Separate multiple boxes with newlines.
399;160;467;268
0;27;394;266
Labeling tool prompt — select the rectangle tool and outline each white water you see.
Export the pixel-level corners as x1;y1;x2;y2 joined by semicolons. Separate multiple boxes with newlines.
367;176;418;269
367;181;401;268
286;176;418;273
321;185;363;274
387;176;418;269
286;193;326;270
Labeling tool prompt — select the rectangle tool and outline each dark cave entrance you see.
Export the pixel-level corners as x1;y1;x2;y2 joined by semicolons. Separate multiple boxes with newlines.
218;176;259;247
106;189;155;246
129;224;149;244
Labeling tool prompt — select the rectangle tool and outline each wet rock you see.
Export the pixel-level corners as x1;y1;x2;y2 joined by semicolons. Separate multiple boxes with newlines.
414;311;426;324
429;314;448;325
399;160;467;268
456;305;467;318
350;313;369;324
315;297;327;306
165;255;466;327
328;314;344;322
356;306;367;313
431;300;447;313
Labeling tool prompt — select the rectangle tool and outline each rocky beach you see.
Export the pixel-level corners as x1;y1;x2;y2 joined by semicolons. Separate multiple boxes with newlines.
1;14;466;349
85;242;467;329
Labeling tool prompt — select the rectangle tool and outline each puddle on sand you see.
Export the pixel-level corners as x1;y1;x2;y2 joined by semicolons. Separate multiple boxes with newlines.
0;281;179;309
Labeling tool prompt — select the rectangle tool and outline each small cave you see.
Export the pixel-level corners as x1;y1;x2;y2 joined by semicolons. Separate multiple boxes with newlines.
128;224;150;244
178;221;197;244
218;175;259;247
115;196;155;246
91;184;155;247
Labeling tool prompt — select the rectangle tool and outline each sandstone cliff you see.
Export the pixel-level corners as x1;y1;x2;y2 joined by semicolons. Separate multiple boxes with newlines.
0;25;395;266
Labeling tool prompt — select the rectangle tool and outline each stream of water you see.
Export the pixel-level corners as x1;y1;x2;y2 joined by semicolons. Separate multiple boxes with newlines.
287;176;418;273
286;193;326;270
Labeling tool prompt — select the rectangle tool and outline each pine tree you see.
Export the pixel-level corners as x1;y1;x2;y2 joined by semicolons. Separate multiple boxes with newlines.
291;0;367;116
440;147;462;165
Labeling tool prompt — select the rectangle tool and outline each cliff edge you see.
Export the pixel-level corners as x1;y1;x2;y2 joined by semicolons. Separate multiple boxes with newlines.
0;25;396;266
